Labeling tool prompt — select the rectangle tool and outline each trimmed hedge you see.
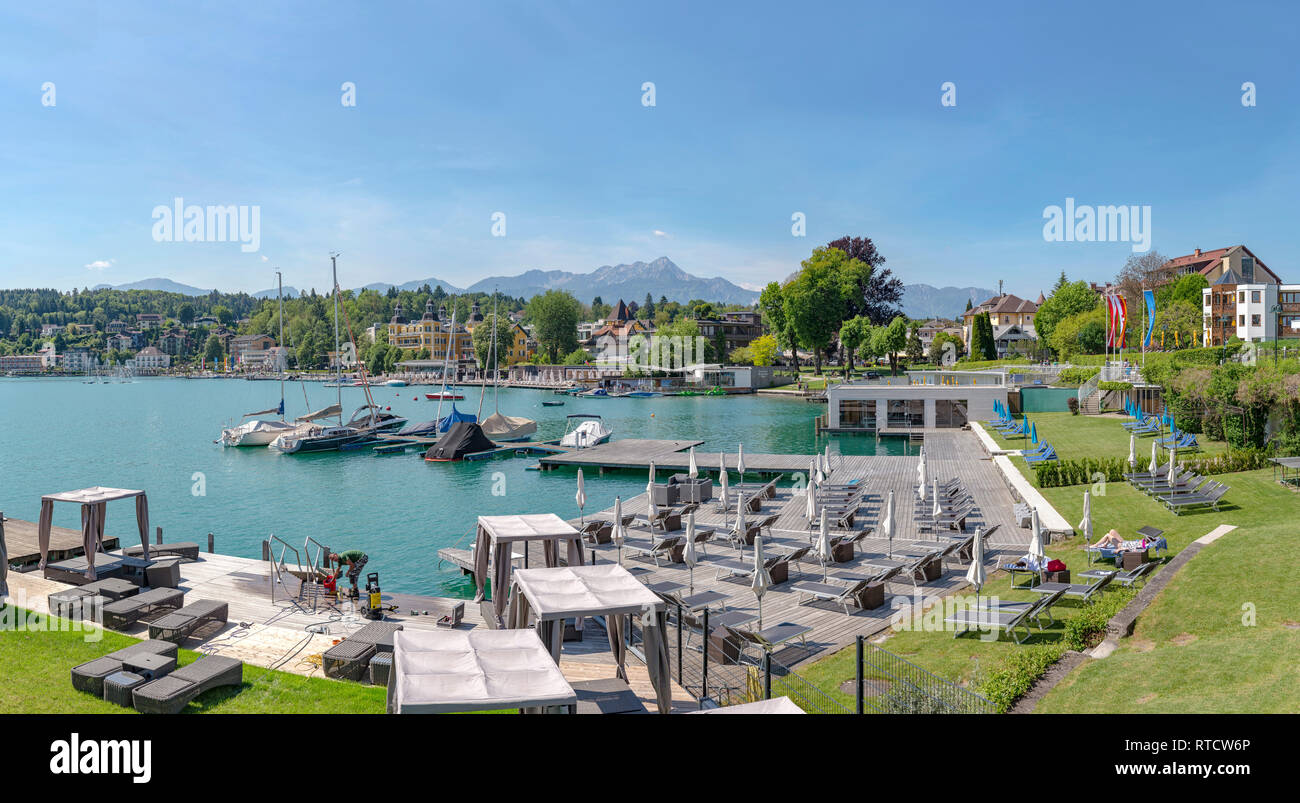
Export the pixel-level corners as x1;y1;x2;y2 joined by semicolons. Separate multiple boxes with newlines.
1056;366;1099;386
1033;457;1128;488
1181;447;1272;476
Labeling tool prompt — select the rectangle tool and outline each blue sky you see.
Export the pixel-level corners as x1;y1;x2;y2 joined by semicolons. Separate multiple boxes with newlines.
2;1;1298;298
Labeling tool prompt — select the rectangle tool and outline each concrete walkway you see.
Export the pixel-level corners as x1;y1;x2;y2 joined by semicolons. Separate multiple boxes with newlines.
969;422;1072;534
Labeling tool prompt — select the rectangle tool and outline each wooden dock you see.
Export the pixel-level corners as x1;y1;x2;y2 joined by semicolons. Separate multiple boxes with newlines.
1;516;120;567
523;429;1033;696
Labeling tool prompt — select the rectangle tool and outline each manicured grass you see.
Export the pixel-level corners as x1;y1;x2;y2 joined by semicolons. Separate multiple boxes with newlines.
0;609;386;714
987;411;1228;479
1036;468;1300;712
800;410;1295;712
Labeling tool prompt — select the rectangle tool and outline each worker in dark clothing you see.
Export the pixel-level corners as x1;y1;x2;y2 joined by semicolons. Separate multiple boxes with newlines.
329;550;368;597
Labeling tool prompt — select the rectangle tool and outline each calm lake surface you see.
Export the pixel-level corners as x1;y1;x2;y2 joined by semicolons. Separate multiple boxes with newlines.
0;377;914;596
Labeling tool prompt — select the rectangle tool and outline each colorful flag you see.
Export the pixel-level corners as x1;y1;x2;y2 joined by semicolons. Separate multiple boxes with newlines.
1143;290;1156;348
1117;295;1128;347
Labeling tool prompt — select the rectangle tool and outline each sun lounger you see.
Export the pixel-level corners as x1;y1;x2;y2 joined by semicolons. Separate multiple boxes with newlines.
859;550;943;589
131;654;243;714
579;520;612;544
719;622;812;664
1028;572;1114;603
976;587;1067;629
1160;482;1228;514
146;600;229;644
123;542;201;561
624;534;683;566
102;587;186;630
791;568;898;615
946;591;1061;644
71;640;180;697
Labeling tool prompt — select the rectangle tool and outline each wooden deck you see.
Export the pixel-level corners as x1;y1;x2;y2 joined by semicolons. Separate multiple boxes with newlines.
1;516;120;567
522;429;1032;693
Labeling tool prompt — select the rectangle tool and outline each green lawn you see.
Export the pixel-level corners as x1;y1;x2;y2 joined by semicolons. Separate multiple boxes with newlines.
799;411;1297;713
987;411;1229;478
1035;468;1300;712
0;610;386;714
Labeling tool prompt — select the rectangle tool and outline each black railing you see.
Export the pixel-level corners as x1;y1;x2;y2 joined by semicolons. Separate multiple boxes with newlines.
854;636;996;714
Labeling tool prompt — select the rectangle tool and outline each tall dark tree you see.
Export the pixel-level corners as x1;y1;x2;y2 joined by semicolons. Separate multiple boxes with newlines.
825;235;903;324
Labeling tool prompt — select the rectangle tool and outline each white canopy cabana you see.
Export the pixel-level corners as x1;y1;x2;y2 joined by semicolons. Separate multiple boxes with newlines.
388;629;577;714
508;563;672;714
473;514;585;625
38;486;150;582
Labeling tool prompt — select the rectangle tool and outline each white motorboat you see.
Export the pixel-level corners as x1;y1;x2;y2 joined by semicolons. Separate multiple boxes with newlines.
559;414;612;448
220;417;299;447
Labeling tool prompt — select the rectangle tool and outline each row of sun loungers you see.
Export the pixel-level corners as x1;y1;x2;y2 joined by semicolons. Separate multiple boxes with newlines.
1124;468;1230;514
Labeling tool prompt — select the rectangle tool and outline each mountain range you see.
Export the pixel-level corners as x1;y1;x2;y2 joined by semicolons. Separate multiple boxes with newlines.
94;261;1001;319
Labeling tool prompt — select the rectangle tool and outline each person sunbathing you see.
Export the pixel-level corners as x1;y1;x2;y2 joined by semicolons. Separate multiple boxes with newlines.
1090;529;1127;550
1086;524;1138;550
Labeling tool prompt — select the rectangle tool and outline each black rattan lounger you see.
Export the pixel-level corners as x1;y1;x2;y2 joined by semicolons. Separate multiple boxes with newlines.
147;599;229;644
131;655;243;714
123;542;201;561
102;587;185;630
70;640;179;697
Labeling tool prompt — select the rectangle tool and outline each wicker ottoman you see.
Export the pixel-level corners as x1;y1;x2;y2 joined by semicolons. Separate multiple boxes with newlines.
323;639;376;681
145;558;182;589
369;651;393;687
103;671;146;707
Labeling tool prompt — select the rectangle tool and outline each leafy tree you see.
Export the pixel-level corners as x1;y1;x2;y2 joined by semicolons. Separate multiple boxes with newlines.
837;316;873;377
178;304;195;325
1161;273;1209;307
759;282;794;366
748;334;779;367
783;247;859;374
904;323;924;363
203;334;225;364
472;314;506;370
728;346;754;365
824;235;903;324
642;293;655;320
929;331;964;365
561;348;589;365
212;305;235;327
526;290;581;363
1049;307;1107;358
872;316;909;375
1034;280;1100;353
1152;300;1202;349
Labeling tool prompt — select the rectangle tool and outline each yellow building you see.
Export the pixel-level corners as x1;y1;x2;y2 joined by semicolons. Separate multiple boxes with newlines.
463;301;537;364
387;300;475;362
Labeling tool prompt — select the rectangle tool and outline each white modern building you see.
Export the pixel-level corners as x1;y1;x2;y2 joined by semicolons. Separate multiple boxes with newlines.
825;371;1008;432
1202;272;1300;345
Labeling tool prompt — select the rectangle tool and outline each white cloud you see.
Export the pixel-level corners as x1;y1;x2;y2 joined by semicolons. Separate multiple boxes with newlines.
84;259;114;271
260;255;269;262
652;229;670;238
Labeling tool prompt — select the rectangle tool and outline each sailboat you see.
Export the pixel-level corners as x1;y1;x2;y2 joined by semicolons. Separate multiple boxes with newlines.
477;292;537;443
270;255;405;453
220;271;298;446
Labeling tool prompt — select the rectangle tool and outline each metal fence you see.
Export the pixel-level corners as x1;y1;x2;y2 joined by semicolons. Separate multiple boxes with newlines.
638;604;990;714
854;637;996;714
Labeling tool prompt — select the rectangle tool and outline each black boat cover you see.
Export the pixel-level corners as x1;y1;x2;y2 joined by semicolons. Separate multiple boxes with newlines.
424;422;495;460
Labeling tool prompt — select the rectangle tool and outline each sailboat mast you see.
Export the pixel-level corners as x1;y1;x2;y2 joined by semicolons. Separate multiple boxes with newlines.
331;253;342;426
276;269;285;420
435;305;456;431
492;289;500;413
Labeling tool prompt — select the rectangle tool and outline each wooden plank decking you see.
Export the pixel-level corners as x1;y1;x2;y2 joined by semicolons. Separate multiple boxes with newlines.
1;516;120;566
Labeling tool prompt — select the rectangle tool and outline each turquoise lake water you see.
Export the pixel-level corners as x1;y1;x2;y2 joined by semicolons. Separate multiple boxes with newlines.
0;377;914;596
